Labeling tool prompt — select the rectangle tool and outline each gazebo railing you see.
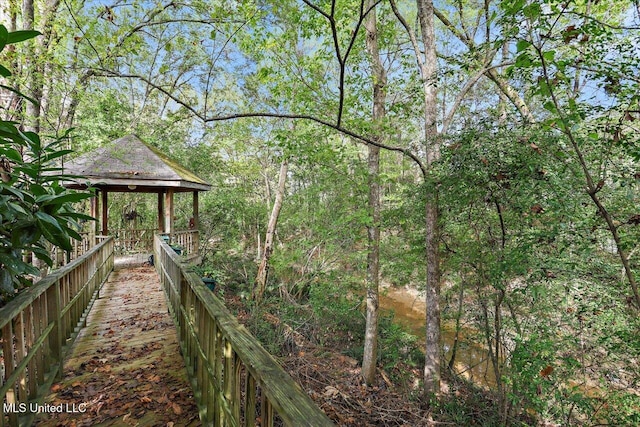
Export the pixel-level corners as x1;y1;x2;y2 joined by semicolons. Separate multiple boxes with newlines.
170;230;199;257
111;228;200;257
113;228;156;255
49;232;95;269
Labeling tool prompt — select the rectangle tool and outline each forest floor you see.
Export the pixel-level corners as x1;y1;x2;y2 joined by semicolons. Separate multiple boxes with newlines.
225;295;438;426
281;349;431;426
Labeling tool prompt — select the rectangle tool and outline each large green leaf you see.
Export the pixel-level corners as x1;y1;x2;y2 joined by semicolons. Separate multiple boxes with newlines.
30;246;52;267
37;192;93;206
58;211;96;222
35;211;64;233
0;64;11;78
6;30;41;44
0;184;26;200
0;25;8;52
0;269;13;293
0;85;39;106
10;224;40;247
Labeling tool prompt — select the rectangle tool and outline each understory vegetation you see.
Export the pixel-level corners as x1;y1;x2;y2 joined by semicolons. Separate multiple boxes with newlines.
2;0;640;424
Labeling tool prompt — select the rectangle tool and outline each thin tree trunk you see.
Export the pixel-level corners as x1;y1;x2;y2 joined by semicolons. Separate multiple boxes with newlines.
448;282;465;370
361;0;385;385
254;157;289;303
1;0;20;119
391;0;441;397
418;0;442;398
22;0;41;132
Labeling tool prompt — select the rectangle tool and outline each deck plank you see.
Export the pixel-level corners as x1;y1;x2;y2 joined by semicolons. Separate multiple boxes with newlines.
35;266;201;426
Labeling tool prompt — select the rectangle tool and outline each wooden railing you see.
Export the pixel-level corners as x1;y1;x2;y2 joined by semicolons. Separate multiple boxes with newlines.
112;228;199;257
113;228;155;255
154;235;333;427
0;237;114;427
49;232;95;269
170;230;199;258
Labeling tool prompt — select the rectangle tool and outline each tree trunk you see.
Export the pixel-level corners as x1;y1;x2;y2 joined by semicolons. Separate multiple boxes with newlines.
448;281;465;370
20;0;61;133
22;0;41;132
361;0;386;385
418;0;441;398
0;0;20;119
254;157;289;303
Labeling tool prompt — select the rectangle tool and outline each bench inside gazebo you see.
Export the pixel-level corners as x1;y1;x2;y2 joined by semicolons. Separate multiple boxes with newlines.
63;134;211;260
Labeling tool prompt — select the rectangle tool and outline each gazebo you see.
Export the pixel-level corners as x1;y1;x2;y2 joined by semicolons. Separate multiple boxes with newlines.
63;134;211;257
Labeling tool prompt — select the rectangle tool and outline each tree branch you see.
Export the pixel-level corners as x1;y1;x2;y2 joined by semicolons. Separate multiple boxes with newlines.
301;0;380;127
433;6;535;124
91;68;428;178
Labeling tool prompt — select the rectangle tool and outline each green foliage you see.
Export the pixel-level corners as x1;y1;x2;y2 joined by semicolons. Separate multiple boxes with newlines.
14;0;637;423
0;25;92;298
437;120;640;424
377;313;422;371
307;275;364;347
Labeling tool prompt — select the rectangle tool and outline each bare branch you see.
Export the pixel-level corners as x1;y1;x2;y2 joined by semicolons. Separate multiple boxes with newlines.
433;6;535;124
91;68;428;177
301;0;381;127
389;0;426;74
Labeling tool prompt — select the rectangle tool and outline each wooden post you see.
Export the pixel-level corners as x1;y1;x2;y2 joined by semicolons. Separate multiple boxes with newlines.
164;189;174;235
101;190;108;235
90;195;99;235
46;280;63;379
158;191;165;233
192;191;199;229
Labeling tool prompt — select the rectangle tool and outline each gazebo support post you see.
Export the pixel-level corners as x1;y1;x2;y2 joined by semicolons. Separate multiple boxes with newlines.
158;191;165;233
164;189;174;235
192;191;199;229
90;195;99;235
101;190;108;235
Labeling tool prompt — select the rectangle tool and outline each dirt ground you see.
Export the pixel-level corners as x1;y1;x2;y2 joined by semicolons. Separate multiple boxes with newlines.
228;297;433;427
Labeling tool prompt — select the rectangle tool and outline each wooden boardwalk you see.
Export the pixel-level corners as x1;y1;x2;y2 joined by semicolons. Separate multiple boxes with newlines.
35;265;201;426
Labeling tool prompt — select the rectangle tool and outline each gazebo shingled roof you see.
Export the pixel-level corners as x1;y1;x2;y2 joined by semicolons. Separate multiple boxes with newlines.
63;134;210;237
63;134;211;192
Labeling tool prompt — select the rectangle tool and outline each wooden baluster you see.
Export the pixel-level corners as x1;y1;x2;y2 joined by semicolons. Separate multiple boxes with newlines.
35;296;46;386
233;355;242;422
214;323;223;427
194;297;199;377
244;375;256;427
261;397;274;427
223;339;236;422
208;321;224;426
201;309;212;422
196;299;206;414
2;322;18;426
24;305;38;398
14;313;28;404
46;279;63;379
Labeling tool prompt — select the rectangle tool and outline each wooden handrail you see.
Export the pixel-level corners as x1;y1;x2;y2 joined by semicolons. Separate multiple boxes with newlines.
0;237;114;427
49;231;95;269
154;234;333;427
